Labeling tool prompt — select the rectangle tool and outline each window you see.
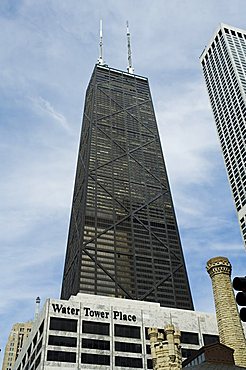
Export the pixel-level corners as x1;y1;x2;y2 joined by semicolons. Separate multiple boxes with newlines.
31;351;36;364
115;324;141;339
39;321;44;336
82;338;110;350
81;353;110;365
33;333;37;346
48;335;77;347
115;356;143;368
115;341;142;353
47;350;76;363
181;332;199;345
145;327;150;339
22;356;26;367
182;348;197;359
82;320;109;335
37;338;43;353
146;344;151;354
203;334;219;345
49;317;77;332
35;354;41;368
147;359;153;369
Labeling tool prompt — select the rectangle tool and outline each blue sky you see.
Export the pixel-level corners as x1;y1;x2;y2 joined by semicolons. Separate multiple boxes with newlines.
1;0;246;363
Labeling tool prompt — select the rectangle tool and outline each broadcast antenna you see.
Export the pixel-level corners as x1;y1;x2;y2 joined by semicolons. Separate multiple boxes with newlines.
126;21;134;74
98;20;106;66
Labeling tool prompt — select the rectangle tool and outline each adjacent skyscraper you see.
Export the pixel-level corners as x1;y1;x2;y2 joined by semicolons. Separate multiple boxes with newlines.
200;23;246;248
61;26;193;310
2;321;33;370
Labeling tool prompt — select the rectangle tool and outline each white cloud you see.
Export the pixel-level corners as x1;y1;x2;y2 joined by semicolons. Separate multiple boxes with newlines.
156;80;219;185
30;96;70;131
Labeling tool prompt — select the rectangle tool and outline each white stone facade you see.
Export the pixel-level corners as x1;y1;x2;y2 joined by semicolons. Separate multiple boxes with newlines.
200;23;246;248
13;293;241;370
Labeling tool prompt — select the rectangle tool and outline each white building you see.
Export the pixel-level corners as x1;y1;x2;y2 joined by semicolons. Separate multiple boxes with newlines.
12;293;225;370
200;23;246;248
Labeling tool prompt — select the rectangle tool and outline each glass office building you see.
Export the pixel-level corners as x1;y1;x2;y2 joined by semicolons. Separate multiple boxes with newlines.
61;64;193;310
200;23;246;248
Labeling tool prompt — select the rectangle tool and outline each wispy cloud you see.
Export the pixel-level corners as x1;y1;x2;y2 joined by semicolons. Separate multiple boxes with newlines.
30;96;70;131
157;81;219;185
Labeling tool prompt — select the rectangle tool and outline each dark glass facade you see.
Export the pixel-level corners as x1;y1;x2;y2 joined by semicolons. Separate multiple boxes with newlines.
61;64;193;309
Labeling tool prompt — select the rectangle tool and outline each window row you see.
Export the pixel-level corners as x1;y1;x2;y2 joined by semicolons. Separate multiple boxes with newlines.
47;351;144;367
49;318;141;338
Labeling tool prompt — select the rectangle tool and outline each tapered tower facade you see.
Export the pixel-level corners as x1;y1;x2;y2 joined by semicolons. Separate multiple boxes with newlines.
200;23;246;248
61;62;193;310
61;52;193;309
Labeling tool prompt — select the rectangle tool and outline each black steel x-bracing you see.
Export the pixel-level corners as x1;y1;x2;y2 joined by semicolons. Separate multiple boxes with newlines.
80;88;186;300
61;65;194;310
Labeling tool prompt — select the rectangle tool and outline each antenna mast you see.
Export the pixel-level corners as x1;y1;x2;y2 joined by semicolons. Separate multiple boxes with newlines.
98;20;105;66
126;21;134;74
35;296;41;321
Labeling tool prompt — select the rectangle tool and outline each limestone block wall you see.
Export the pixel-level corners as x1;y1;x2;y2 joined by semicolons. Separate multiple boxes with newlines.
207;256;246;367
148;325;182;370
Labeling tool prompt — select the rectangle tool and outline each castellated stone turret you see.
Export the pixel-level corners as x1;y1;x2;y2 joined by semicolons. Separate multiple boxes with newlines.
148;324;182;370
206;256;246;367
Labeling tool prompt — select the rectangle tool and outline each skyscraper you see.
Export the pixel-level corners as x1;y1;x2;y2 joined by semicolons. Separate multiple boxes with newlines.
200;23;246;248
61;27;193;310
2;321;33;370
